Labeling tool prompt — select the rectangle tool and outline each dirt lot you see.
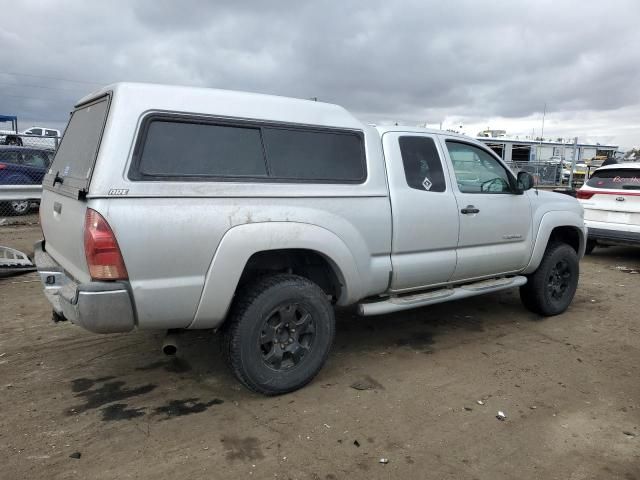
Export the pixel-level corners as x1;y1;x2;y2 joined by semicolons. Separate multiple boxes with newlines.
1;223;639;480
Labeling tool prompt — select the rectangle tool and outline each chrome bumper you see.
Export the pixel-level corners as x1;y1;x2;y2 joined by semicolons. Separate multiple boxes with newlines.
34;241;136;333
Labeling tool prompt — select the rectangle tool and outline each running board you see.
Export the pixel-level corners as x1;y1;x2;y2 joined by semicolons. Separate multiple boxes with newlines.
357;276;527;316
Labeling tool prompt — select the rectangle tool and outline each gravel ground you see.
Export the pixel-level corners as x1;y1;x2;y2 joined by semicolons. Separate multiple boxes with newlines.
1;224;639;480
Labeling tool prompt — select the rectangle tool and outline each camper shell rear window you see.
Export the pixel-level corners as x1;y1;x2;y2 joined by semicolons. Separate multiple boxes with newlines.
129;115;367;184
44;94;110;197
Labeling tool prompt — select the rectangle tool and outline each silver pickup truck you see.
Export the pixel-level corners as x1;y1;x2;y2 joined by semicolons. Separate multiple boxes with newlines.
36;83;586;395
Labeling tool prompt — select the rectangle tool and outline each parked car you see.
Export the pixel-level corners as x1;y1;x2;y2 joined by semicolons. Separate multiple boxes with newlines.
577;162;640;252
0;146;53;215
22;126;61;137
35;83;587;395
19;126;61;150
0;120;60;148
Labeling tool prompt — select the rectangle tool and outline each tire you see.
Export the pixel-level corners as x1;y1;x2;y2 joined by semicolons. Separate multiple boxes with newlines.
585;240;596;255
223;274;335;395
520;242;579;316
8;200;30;216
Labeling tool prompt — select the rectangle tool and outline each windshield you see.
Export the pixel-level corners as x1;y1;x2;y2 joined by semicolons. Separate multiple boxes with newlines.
586;168;640;190
49;96;109;188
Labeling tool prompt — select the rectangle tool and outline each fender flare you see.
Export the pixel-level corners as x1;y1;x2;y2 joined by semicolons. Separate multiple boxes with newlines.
188;222;363;329
522;211;586;274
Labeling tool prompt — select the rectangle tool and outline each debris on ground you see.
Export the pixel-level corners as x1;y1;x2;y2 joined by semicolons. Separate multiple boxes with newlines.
350;375;384;391
69;452;81;459
615;266;640;274
496;411;507;421
464;407;473;411
530;406;537;410
0;246;36;276
477;400;484;405
622;431;637;438
379;458;389;464
353;440;360;447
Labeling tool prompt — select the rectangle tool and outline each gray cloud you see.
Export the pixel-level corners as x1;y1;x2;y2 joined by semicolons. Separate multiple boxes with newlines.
1;0;639;146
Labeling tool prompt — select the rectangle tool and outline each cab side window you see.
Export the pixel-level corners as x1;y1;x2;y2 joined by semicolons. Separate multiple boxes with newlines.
446;141;513;194
399;136;446;192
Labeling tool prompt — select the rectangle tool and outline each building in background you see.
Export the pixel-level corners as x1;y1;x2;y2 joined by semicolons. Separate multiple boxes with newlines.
476;135;618;164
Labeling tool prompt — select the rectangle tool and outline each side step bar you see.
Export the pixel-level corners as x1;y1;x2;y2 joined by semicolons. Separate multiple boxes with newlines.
357;276;527;316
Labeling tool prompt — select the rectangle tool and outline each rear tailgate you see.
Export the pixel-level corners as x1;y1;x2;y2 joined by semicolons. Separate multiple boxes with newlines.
583;191;640;225
40;95;110;283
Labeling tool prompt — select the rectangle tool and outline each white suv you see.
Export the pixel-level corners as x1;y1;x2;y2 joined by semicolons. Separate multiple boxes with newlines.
577;162;640;252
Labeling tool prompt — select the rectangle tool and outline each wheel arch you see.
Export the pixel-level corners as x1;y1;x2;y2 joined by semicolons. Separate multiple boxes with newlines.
523;211;586;274
189;222;362;329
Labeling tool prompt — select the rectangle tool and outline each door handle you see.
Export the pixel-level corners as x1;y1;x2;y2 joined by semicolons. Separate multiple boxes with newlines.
53;171;64;186
461;205;480;214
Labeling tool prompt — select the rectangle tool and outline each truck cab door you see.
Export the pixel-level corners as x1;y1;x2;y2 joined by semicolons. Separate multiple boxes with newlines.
382;132;460;291
439;138;532;281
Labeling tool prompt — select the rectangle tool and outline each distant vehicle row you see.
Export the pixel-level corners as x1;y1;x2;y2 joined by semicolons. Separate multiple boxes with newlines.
0;115;60;149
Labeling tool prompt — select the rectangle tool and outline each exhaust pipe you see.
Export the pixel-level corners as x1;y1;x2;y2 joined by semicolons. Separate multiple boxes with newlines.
162;329;180;356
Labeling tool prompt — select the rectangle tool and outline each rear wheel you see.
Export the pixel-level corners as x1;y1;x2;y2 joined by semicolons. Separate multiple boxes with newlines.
223;274;335;395
520;242;579;316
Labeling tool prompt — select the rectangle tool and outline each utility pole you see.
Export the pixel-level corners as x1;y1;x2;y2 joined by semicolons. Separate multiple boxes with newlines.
568;136;578;188
538;102;546;162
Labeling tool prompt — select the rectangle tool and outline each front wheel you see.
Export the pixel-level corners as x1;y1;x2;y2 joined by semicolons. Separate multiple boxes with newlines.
520;242;579;316
223;274;335;395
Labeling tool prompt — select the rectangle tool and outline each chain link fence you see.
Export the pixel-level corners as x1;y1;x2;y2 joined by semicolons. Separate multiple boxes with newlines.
0;134;58;223
508;161;562;186
509;161;596;189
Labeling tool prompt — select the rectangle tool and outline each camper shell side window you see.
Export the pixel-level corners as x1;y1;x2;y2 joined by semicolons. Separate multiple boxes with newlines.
129;114;368;184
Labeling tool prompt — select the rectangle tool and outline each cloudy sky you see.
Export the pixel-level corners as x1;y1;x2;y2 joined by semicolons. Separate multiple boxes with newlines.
1;0;639;148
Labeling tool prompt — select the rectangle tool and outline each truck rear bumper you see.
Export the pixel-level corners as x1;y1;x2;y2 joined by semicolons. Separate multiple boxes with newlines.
34;240;136;333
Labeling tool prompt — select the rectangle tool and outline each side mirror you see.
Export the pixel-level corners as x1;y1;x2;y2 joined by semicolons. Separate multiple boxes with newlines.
517;171;535;192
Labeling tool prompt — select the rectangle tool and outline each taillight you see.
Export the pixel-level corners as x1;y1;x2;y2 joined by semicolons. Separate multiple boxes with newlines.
84;208;128;280
576;190;595;200
0;163;6;169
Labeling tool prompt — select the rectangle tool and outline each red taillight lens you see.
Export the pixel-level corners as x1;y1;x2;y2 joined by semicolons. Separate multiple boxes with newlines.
576;190;595;200
84;208;128;280
0;163;6;169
